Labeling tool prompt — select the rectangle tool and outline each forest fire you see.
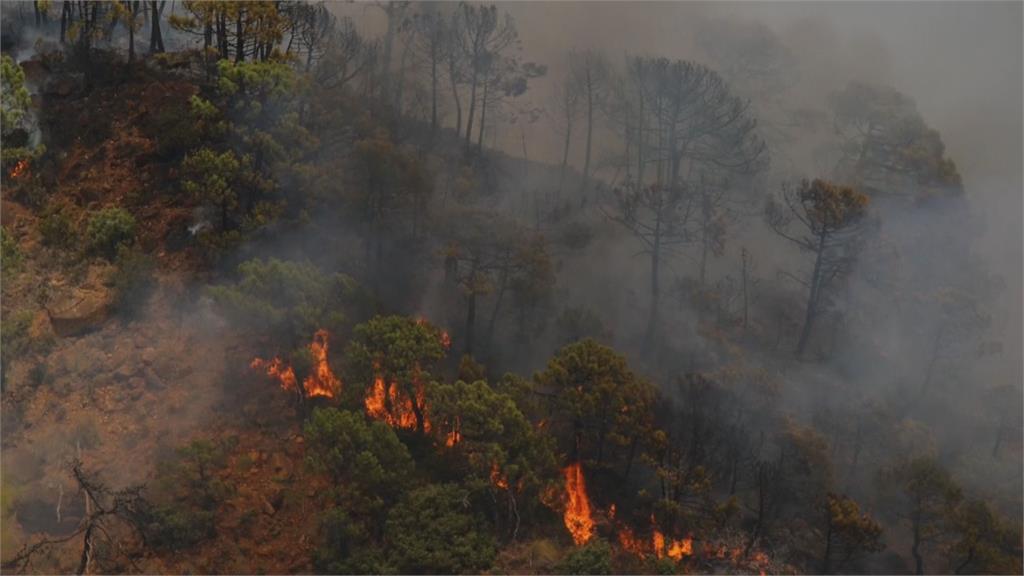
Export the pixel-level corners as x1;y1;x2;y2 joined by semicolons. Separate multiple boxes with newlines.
364;375;431;432
562;462;595;546
444;416;462;447
490;462;509;490
251;329;341;399
9;159;28;179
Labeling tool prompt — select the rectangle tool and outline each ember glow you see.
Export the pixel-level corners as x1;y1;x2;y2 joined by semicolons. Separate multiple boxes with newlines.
562;462;595;546
251;329;341;399
9;159;28;179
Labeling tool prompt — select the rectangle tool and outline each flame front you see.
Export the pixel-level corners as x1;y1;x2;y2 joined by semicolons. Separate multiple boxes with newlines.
9;159;28;179
252;329;341;399
562;462;595;546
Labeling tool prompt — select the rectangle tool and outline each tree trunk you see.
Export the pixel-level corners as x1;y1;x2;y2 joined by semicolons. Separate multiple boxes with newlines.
235;9;244;62
60;1;70;44
449;62;462;137
465;67;479;151
796;231;827;357
579;70;594;198
643;218;662;349
557;116;572;201
148;1;164;53
821;518;834;574
477;76;489;152
911;515;925;575
430;39;438;135
465;288;477;357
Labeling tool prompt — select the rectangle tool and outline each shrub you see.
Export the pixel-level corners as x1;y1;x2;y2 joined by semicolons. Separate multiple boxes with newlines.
557;538;613;575
1;226;21;276
385;484;498;574
39;204;78;248
85;207;136;258
141;506;216;551
206;258;357;347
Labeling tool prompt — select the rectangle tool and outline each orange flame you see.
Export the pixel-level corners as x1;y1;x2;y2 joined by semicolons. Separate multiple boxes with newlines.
618;526;646;558
562;462;595;546
364;373;431;432
9;159;28;179
252;329;341;399
649;515;692;561
445;416;462;447
666;536;693;561
652;529;665;559
490;462;509;490
304;329;342;398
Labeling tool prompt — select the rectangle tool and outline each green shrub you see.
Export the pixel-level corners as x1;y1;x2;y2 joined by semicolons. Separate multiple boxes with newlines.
110;245;155;316
39;204;78;248
206;258;357;347
557;539;613;575
1;226;21;276
142;506;216;551
85;207;136;258
385;484;497;574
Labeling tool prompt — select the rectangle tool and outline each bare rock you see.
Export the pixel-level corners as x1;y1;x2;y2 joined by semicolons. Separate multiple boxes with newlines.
46;286;113;337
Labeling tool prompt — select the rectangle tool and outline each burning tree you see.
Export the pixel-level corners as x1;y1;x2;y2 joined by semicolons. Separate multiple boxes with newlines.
344;315;449;435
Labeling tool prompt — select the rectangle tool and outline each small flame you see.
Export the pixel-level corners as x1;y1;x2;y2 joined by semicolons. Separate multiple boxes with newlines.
562;462;595;546
9;159;28;179
666;536;692;561
445;416;462;447
252;329;341;399
490;462;509;490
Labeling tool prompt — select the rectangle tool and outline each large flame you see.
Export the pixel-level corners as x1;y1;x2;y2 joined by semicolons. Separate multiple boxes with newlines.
252;329;341;399
562;462;595;546
364;373;431;432
9;159;28;179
